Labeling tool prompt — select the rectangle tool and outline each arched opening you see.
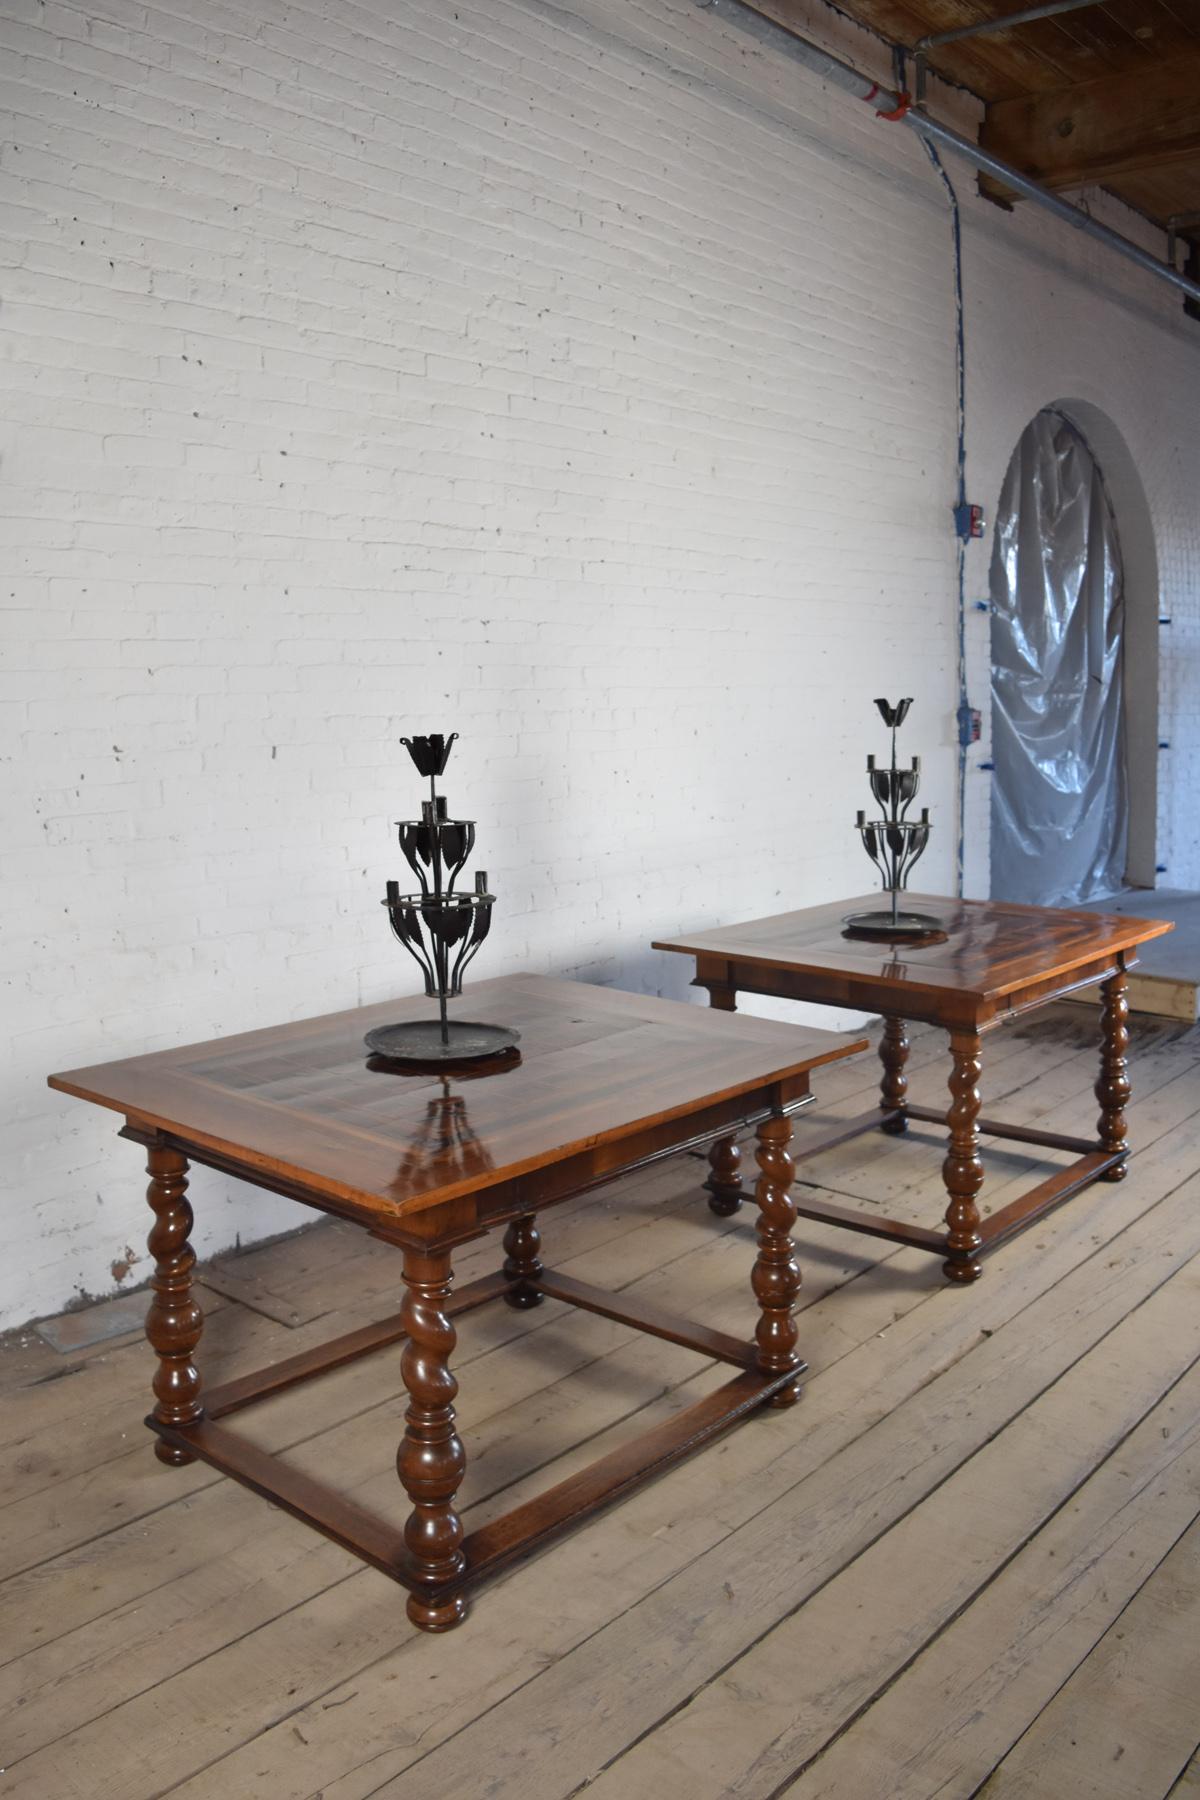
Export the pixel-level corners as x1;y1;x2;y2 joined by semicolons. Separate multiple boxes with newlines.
1055;400;1160;891
989;404;1159;905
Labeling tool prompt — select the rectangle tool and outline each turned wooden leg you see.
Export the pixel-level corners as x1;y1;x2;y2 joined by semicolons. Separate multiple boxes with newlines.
398;1247;467;1632
752;1112;803;1407
943;1030;984;1284
879;1014;910;1136
705;1134;745;1217
1096;969;1131;1181
700;982;744;1215
502;1213;544;1308
144;1142;204;1465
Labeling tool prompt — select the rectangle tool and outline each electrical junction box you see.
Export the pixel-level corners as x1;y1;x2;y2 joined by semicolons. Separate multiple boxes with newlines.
954;501;986;540
957;703;982;747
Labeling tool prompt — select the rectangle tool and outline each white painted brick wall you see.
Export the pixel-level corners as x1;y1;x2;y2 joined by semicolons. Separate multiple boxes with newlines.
3;0;1198;1329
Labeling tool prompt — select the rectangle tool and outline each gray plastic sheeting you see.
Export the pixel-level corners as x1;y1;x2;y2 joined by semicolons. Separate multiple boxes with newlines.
990;410;1126;907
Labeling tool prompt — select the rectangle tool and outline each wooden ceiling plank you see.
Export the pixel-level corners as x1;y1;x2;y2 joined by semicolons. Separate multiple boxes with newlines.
1123;0;1200;43
1045;0;1195;67
792;0;1078;97
1096;0;1186;52
1045;3;1151;59
920;1;1088;92
1153;0;1200;42
965;2;1181;87
1106;153;1200;228
981;45;1200;192
825;0;1199;96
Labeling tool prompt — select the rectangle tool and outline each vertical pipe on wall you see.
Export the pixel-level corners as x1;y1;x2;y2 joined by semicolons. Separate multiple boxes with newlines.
918;130;970;898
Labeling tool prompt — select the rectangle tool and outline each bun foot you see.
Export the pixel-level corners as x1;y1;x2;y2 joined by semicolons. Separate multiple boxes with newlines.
502;1284;545;1309
154;1439;196;1467
769;1379;804;1409
943;1256;983;1285
707;1190;743;1218
407;1591;467;1633
1101;1159;1128;1183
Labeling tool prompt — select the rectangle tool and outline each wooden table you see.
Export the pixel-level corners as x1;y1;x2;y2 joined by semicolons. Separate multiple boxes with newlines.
654;894;1173;1285
47;975;864;1632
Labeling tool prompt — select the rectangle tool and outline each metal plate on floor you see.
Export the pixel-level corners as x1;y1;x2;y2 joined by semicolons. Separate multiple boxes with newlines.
36;1292;149;1353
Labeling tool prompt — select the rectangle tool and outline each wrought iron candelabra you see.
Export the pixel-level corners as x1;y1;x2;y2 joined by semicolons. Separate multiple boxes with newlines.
364;732;519;1065
844;698;942;942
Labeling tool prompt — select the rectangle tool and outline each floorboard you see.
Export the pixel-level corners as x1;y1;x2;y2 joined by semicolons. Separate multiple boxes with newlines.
0;1009;1196;1800
973;1513;1200;1800
1170;1749;1200;1796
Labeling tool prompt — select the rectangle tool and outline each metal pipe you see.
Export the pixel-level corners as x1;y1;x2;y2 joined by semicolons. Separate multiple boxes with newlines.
916;0;1103;51
911;110;1200;307
703;0;881;106
705;0;1200;310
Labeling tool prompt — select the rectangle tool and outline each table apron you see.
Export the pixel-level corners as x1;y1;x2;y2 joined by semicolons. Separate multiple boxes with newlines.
458;1080;814;1243
692;952;1133;1032
120;1074;815;1249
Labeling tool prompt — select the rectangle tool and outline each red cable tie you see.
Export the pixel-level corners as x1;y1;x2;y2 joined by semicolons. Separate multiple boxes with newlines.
877;90;912;121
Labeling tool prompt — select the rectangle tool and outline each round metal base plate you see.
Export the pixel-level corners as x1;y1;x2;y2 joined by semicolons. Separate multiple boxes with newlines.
363;1020;521;1066
841;909;947;944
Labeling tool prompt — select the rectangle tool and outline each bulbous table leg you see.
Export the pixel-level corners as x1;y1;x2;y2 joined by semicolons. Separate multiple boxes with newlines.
701;980;745;1216
397;1247;467;1631
943;1029;984;1284
879;1015;910;1135
706;1134;745;1216
502;1213;544;1307
752;1112;803;1407
1096;970;1131;1181
144;1142;204;1465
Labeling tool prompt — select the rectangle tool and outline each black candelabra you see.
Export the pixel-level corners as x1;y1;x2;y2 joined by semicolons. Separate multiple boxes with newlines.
364;732;519;1066
844;698;943;942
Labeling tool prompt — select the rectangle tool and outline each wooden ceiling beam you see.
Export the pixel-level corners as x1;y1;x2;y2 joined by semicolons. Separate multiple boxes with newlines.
981;47;1200;193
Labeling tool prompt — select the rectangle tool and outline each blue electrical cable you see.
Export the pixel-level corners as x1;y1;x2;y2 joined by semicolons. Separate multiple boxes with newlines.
890;39;972;895
919;131;970;899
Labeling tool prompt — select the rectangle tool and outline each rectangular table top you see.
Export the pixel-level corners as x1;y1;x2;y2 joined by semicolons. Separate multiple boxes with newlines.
48;975;865;1223
654;893;1174;1006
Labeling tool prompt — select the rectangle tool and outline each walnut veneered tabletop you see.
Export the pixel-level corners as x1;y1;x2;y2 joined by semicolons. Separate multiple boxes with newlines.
655;894;1173;1283
654;892;1174;1027
48;974;866;1632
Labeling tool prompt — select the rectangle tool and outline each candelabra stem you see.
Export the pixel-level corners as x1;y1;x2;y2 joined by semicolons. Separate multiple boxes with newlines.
428;772;447;1030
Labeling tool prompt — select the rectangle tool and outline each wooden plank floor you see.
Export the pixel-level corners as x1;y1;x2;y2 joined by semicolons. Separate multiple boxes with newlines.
3;1007;1199;1799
